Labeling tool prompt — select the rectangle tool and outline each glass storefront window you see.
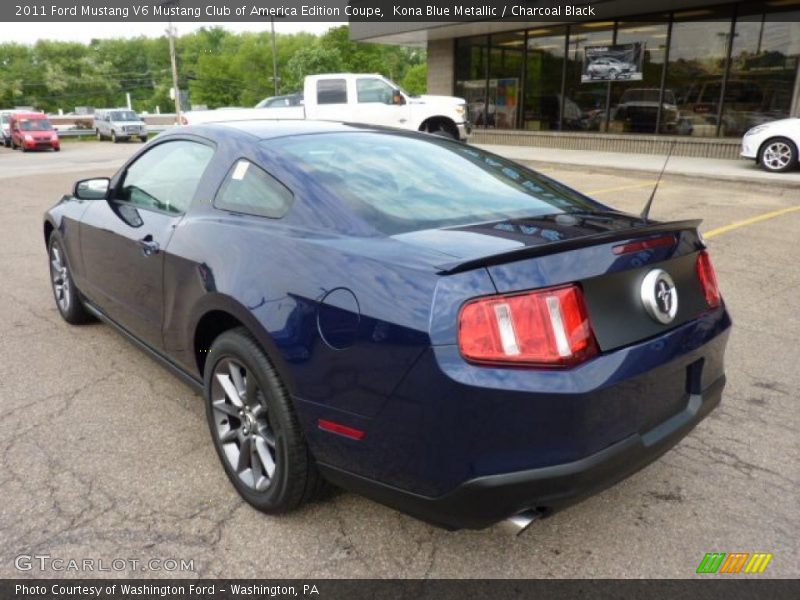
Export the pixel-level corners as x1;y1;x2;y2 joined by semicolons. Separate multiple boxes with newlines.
665;9;734;136
565;22;616;132
455;36;490;127
523;27;568;131
723;8;800;137
609;21;670;134
488;32;525;129
452;7;798;137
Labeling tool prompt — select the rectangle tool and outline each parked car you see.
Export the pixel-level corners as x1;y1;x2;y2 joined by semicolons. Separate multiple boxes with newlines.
95;108;148;143
740;117;800;172
613;88;680;133
10;112;60;152
183;74;471;141
1;111;14;147
255;93;303;109
585;58;636;80
524;94;583;131
44;120;730;530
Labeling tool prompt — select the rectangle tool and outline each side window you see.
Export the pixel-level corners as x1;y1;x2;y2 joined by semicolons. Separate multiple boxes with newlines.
317;79;347;105
357;78;394;104
214;159;293;219
117;140;214;214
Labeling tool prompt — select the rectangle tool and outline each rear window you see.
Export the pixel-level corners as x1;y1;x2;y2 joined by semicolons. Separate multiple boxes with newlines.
265;132;599;235
317;79;347;105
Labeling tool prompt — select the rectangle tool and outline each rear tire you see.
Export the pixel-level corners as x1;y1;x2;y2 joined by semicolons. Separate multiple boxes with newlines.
204;327;327;513
140;135;148;143
759;137;797;173
48;235;93;324
111;131;117;143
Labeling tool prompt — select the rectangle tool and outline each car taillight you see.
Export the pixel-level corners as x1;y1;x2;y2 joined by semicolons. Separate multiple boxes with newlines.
696;250;721;309
458;284;598;368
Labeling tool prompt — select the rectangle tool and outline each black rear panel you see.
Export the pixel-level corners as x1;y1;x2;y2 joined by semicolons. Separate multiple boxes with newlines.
582;251;709;351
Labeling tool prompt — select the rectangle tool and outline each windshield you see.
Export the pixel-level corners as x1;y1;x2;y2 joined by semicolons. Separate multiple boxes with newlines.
266;132;600;235
19;119;53;131
110;111;138;121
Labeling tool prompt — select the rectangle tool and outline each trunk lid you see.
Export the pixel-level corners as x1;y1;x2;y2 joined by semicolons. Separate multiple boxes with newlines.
398;213;711;352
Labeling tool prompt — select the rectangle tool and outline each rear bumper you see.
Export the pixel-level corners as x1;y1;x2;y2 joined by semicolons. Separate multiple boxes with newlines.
319;374;725;529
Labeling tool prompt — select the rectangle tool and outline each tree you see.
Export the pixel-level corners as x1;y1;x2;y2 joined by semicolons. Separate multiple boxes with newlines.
284;45;344;92
401;63;427;95
0;26;425;112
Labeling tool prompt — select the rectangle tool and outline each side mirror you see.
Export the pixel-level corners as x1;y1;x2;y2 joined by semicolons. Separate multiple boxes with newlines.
74;177;110;200
392;91;405;106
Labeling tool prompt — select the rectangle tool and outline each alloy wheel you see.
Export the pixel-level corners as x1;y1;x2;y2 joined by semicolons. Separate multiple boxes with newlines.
210;358;277;492
763;142;793;171
50;244;70;313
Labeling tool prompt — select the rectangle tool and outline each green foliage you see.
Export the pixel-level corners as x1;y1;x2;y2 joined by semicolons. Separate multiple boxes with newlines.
401;63;428;96
0;25;425;113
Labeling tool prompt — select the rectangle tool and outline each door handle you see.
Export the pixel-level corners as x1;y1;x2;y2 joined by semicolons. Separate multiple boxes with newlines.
137;235;160;257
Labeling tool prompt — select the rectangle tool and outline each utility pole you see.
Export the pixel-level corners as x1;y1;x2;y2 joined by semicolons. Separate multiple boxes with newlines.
161;0;181;122
270;16;279;95
168;21;181;121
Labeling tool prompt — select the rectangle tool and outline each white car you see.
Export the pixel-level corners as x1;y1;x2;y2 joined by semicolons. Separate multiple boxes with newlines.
741;118;800;172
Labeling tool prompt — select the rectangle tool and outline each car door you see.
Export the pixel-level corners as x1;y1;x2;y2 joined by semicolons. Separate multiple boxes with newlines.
354;77;411;130
78;138;215;350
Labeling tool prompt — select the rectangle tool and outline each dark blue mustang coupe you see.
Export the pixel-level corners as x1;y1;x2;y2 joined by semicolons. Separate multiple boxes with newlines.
44;121;730;530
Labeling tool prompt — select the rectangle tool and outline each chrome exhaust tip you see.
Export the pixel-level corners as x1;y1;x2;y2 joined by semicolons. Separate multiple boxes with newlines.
499;509;542;536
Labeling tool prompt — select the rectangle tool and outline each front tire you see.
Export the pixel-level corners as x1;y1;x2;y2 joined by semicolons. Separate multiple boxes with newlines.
759;137;797;173
96;129;103;141
204;328;326;513
111;130;118;143
48;235;93;324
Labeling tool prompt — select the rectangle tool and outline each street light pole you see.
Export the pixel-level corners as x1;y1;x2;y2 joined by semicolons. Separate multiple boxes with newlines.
270;16;279;95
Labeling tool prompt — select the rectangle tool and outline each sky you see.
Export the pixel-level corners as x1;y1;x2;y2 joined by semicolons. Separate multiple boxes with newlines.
3;21;337;44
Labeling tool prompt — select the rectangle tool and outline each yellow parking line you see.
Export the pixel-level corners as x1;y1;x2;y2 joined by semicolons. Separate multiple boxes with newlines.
704;206;800;239
586;181;661;195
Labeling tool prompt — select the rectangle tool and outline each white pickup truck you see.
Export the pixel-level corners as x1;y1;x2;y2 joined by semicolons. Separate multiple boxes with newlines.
181;73;471;140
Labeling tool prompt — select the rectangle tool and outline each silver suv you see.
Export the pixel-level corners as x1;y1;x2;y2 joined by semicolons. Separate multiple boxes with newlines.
95;109;147;143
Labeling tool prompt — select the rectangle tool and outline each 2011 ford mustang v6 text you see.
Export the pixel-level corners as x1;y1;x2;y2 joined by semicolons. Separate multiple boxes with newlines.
43;121;730;530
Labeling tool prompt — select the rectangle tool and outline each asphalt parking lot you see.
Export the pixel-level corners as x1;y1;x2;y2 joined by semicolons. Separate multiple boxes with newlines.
0;141;797;579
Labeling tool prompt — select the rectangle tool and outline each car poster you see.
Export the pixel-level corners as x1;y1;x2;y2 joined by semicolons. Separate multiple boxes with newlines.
582;43;644;82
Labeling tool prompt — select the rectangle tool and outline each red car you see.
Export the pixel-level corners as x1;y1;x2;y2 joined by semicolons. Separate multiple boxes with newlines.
10;112;60;152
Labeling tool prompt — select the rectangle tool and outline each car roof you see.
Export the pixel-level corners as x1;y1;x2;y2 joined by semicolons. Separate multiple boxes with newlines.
182;119;394;141
11;112;46;119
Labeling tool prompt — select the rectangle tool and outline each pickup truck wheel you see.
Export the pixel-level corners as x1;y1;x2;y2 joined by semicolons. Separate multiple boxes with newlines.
430;125;457;140
759;137;797;173
111;131;118;143
96;130;102;141
205;327;328;513
140;135;148;143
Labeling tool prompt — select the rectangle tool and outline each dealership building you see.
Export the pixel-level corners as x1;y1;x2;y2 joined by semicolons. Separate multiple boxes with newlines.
351;0;800;158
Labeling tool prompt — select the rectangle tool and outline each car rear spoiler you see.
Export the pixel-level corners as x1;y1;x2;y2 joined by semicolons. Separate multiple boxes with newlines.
436;219;703;275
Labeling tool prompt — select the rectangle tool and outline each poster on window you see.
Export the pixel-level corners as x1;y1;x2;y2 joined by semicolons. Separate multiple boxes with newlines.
582;43;643;82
